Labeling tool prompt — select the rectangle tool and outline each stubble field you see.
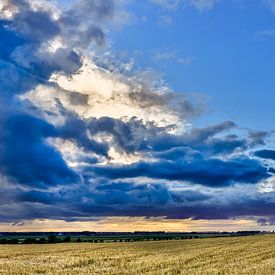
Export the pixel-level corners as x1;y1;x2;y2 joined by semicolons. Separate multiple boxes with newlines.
0;234;274;274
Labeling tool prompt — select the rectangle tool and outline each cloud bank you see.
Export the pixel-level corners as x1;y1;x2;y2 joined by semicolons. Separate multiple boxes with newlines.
0;0;274;228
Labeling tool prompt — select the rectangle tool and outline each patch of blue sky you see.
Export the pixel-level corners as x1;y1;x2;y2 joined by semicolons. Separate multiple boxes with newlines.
109;0;275;130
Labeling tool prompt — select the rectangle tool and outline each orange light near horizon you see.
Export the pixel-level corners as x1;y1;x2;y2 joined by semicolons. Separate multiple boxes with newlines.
0;217;272;233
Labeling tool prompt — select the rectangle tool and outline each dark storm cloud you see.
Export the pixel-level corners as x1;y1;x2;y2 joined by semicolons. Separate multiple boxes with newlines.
10;5;60;42
1;0;115;79
87;117;138;154
1;1;69;79
92;157;269;187
18;190;62;205
59;0;114;47
0;0;115;188
0;105;263;190
126;87;202;120
255;149;275;161
257;216;275;226
86;118;251;157
58;112;109;157
1;180;275;222
0;112;79;188
247;130;269;147
8;180;210;218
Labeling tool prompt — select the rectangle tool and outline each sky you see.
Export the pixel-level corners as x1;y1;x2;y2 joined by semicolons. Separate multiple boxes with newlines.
0;0;274;232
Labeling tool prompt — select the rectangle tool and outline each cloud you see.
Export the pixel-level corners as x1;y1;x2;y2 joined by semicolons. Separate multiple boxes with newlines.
92;157;269;187
150;0;218;11
0;111;79;189
188;0;217;11
265;0;275;14
150;0;182;11
24;58;201;129
1;179;275;223
152;50;192;65
0;0;274;227
255;29;275;38
157;15;173;26
255;150;275;161
150;0;218;27
0;0;118;81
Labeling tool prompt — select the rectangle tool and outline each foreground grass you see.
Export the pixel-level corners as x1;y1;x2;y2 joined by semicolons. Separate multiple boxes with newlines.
0;235;274;274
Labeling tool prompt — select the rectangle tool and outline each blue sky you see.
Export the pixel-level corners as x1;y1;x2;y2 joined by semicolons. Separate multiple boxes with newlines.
110;0;275;130
0;0;275;232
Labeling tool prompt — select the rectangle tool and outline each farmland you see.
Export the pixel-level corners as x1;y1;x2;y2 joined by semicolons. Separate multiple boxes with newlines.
0;234;274;274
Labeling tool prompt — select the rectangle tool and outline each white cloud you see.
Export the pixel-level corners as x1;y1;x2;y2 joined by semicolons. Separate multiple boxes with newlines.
266;0;275;13
0;0;19;19
150;0;218;11
255;29;275;38
152;50;192;65
157;15;173;26
188;0;217;11
177;56;192;64
150;0;182;11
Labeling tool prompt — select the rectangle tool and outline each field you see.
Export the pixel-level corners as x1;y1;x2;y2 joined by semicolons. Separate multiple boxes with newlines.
0;235;274;274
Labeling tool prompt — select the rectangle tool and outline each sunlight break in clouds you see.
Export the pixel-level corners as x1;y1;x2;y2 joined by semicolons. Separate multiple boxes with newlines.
0;217;272;232
24;58;198;129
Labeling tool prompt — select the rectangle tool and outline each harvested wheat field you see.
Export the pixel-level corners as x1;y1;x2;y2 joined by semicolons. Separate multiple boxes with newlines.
0;234;274;275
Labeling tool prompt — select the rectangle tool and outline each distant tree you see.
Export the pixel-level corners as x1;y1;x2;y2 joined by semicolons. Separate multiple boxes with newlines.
22;238;37;244
0;238;7;244
63;236;71;243
38;238;46;244
47;235;59;243
76;238;82;242
9;239;19;244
